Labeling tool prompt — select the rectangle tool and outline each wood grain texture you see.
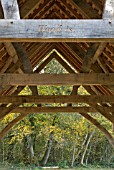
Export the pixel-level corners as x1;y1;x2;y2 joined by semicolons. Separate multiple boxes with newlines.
103;0;114;19
0;106;113;113
20;0;41;18
0;19;113;42
0;0;20;19
0;73;114;86
81;43;100;73
92;42;107;63
0;95;114;104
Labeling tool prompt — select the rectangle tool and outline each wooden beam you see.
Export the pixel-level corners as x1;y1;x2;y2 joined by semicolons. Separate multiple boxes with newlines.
92;43;107;63
20;0;41;18
69;0;90;19
0;19;113;42
12;43;39;95
0;102;22;119
0;57;13;73
0;106;113;113
80;112;114;148
103;0;114;19
1;0;40;116
54;53;75;73
0;0;20;19
3;42;18;63
43;52;114;123
71;41;114;123
73;0;101;19
0;113;28;140
0;111;114;146
0;95;114;104
97;57;109;73
81;43;100;73
1;73;114;86
36;53;55;73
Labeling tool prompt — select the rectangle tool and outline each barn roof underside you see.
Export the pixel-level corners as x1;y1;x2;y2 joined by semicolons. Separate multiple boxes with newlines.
0;0;114;145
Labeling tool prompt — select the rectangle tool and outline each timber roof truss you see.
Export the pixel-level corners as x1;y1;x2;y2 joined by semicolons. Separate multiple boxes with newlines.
0;0;114;147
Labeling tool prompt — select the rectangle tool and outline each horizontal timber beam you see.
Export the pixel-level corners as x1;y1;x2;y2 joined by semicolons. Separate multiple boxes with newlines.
1;73;114;86
0;19;113;42
0;106;113;113
0;95;114;104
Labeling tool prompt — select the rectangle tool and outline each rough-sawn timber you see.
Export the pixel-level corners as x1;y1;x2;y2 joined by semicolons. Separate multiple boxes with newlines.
0;106;114;113
0;19;114;42
0;95;114;104
1;73;114;86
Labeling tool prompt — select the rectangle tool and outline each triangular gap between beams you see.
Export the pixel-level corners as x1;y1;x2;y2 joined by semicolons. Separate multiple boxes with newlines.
31;48;90;97
33;49;77;74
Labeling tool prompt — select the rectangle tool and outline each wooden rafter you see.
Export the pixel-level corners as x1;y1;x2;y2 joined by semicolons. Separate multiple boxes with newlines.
0;0;40;120
81;43;100;73
20;0;41;18
92;43;107;63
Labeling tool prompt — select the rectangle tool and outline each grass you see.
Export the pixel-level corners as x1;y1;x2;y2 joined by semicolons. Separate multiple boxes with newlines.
0;163;114;170
76;168;114;170
0;168;114;170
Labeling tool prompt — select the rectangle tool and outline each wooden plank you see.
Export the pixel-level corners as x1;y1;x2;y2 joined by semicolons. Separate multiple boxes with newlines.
81;43;100;73
0;0;20;19
0;19;113;42
103;0;114;19
97;57;109;73
54;54;75;74
20;0;41;18
4;42;18;62
1;0;38;98
0;95;114;104
0;106;113;113
73;0;101;19
92;43;107;63
1;73;114;86
0;57;13;73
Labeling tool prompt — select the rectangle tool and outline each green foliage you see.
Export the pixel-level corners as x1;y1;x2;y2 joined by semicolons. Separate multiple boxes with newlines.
0;57;113;167
0;162;113;170
58;160;69;168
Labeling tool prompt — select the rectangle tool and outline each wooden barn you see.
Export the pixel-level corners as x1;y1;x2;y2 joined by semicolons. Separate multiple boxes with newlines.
0;0;114;148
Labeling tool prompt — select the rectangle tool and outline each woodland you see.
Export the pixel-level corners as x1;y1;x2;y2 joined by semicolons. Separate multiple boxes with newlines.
0;59;113;169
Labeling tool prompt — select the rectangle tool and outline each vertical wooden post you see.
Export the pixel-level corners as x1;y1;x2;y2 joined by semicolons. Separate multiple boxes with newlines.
103;0;114;19
0;0;20;19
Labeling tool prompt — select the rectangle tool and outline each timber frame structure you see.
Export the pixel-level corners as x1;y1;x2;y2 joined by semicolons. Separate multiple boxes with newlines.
0;0;114;147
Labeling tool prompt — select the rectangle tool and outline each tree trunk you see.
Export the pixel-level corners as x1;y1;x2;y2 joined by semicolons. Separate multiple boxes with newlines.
22;136;29;164
73;133;88;166
85;144;92;165
41;132;53;166
41;115;57;166
80;112;114;149
27;135;35;162
7;135;15;162
2;139;5;163
81;130;95;165
71;142;76;167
